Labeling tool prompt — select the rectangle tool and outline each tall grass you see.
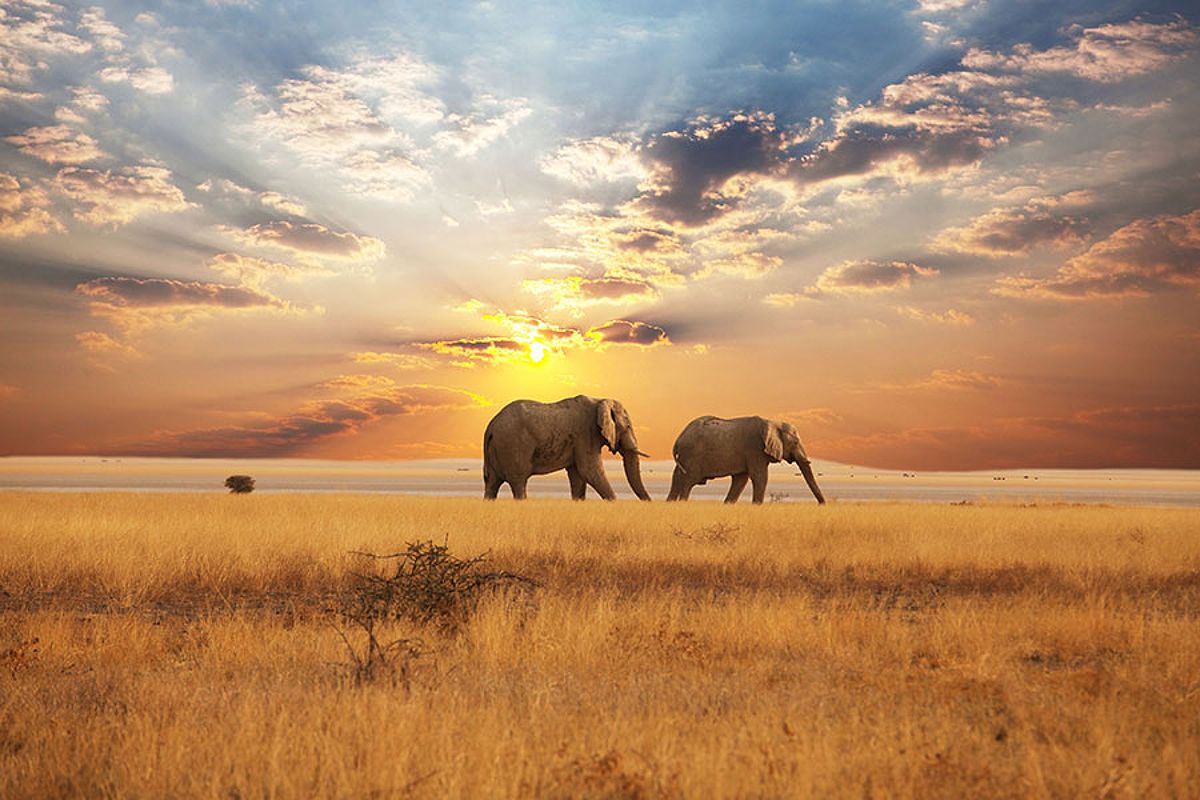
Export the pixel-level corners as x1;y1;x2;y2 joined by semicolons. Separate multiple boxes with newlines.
1;492;1198;798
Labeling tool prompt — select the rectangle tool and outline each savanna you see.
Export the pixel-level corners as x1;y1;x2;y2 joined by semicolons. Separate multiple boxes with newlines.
2;492;1198;798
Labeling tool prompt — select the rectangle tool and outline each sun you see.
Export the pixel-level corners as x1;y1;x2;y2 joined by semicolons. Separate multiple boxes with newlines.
528;341;547;363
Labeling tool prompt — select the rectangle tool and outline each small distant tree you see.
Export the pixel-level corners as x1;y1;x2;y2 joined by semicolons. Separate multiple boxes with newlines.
225;475;255;494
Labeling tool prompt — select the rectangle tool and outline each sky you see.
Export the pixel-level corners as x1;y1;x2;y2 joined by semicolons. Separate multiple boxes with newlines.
1;0;1198;470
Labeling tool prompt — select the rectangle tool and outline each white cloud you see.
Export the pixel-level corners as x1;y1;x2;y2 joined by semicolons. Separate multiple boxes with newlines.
432;95;532;157
963;18;1197;82
541;136;648;185
4;125;107;164
54;165;191;226
0;172;63;239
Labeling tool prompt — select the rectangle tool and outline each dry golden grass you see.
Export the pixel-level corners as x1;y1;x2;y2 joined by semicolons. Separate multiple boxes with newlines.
2;492;1199;798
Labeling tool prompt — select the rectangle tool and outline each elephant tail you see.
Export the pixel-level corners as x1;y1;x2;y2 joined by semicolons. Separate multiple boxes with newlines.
672;444;687;474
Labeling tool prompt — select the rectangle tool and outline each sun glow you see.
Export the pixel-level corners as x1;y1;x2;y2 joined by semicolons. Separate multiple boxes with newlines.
528;341;547;363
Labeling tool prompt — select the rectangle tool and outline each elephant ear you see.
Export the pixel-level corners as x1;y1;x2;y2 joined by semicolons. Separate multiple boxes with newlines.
761;419;784;462
596;399;618;452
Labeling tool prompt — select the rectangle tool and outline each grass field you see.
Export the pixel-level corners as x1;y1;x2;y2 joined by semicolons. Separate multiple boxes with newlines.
2;492;1199;798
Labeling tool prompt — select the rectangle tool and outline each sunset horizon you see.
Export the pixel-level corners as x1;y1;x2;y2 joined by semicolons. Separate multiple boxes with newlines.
3;1;1198;471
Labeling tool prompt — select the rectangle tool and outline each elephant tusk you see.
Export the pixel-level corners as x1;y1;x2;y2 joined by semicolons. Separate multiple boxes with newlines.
636;450;651;458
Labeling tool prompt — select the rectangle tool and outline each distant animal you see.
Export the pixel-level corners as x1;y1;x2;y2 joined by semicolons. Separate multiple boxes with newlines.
483;395;652;501
667;416;825;505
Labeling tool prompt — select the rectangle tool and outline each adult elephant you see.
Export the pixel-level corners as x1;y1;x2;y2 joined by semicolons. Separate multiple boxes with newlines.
483;395;652;501
667;416;825;505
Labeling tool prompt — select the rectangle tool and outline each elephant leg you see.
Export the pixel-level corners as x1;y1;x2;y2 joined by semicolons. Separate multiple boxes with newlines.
567;465;587;500
509;475;529;500
749;467;768;504
484;473;503;499
580;462;617;500
725;473;749;504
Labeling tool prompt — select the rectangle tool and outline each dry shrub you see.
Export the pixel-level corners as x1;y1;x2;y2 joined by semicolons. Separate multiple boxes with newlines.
336;540;537;684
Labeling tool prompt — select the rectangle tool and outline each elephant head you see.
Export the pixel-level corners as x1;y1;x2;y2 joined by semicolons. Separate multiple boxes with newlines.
763;420;826;504
597;398;652;501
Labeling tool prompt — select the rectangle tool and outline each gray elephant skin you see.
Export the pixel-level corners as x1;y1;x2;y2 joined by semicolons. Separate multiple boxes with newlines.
667;416;826;504
483;395;652;500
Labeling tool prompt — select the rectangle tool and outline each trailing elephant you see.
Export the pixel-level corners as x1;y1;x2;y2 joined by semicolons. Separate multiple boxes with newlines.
667;415;825;505
483;395;652;501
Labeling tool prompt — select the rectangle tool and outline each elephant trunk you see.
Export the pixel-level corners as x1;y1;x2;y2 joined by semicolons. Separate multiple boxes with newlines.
797;460;826;505
622;451;651;501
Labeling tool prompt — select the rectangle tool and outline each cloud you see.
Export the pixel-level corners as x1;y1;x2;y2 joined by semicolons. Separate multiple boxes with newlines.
244;52;439;198
931;194;1092;257
781;407;843;426
132;378;489;457
257;191;305;216
894;305;975;325
541;135;648;185
0;1;91;85
914;369;1003;391
522;275;658;311
54;85;110;123
526;68;1064;286
416;306;673;366
350;351;436;370
337;149;430;201
0;173;62;238
4;125;107;164
783;70;1054;191
196;179;311;216
78;6;125;53
229;220;385;261
75;276;302;351
69;86;110;112
636;112;790;226
206;252;332;288
792;128;994;189
762;292;811;307
419;337;531;367
517;201;691;285
75;330;138;361
808;260;938;295
74;5;174;94
54;165;191;226
963;18;1198;82
585;319;670;347
97;64;174;94
0;86;43;103
249;71;392;155
693;251;781;280
994;209;1200;299
77;276;290;310
432;95;532;157
824;403;1200;470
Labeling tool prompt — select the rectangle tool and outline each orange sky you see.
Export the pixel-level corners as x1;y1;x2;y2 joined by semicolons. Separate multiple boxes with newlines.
1;2;1198;469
